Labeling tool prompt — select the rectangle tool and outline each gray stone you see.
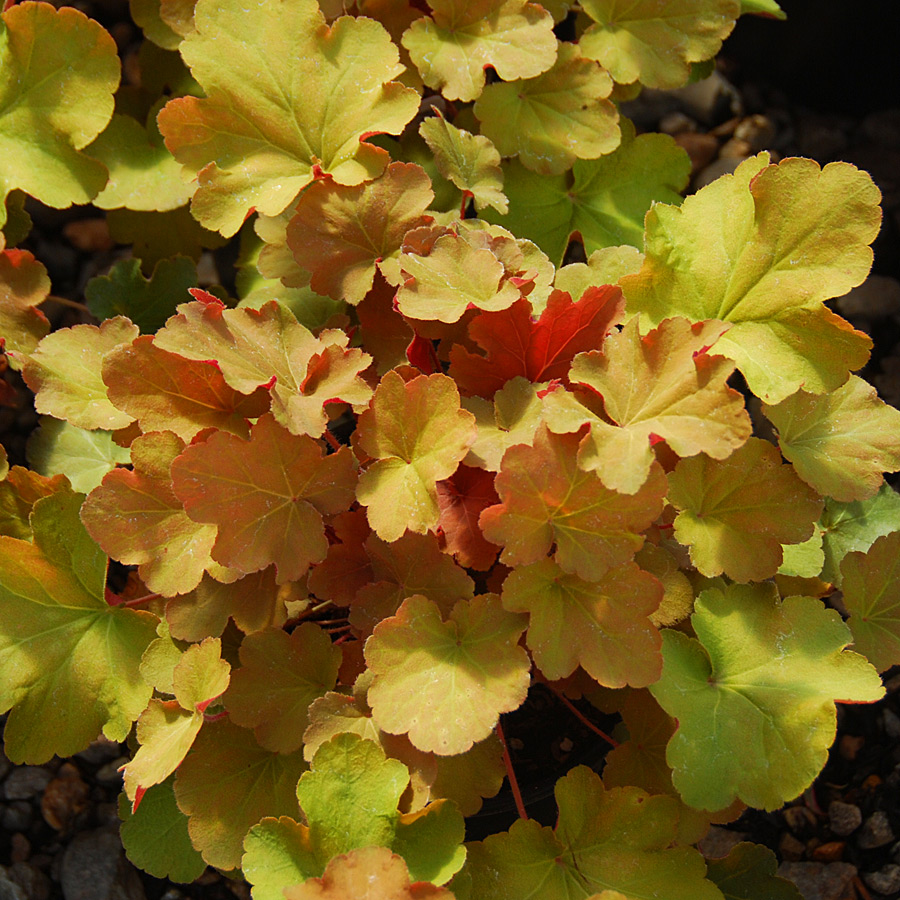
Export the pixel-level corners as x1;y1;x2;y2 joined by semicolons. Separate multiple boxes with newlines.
0;869;25;900
694;156;744;190
0;802;33;832
698;826;749;859
60;830;146;900
7;863;51;900
864;864;900;896
857;810;895;849
2;767;51;800
828;800;862;836
885;707;900;740
777;861;857;900
835;275;900;319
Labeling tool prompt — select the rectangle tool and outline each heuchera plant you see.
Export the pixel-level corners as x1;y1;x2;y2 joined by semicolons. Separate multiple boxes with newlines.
2;0;900;895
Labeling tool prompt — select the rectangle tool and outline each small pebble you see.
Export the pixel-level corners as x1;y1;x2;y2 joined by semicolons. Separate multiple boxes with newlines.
95;757;128;786
884;707;900;740
828;801;862;836
698;826;748;859
0;802;33;833
779;832;806;861
838;734;865;761
783;805;818;835
864;864;900;896
811;841;845;862
777;861;857;900
8;834;28;865
734;113;777;151
659;111;697;135
41;763;91;833
0;867;26;900
857;811;895;849
6;863;50;900
2;767;51;801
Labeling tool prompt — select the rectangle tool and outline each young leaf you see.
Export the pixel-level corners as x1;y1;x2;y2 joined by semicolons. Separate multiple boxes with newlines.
501;559;663;686
154;299;372;438
401;0;557;102
474;42;620;175
0;248;50;357
763;375;900;502
554;245;643;300
649;583;884;810
839;531;900;673
283;847;455;900
579;0;740;89
224;624;341;754
118;776;207;884
449;286;624;398
668;437;823;582
20;318;139;431
157;0;420;235
171;414;356;582
356;371;476;542
175;718;309;871
0;3;120;225
26;417;130;493
365;594;530;755
0;492;157;763
85;256;197;335
488;121;690;265
285;162;434;303
622;154;881;403
80;431;218;597
543;317;751;495
464;765;723;900
419;112;507;214
102;335;270;441
480;425;667;580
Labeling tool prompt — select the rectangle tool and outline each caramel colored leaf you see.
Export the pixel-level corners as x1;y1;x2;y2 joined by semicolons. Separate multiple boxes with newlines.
764;375;900;502
286;162;434;303
171;415;356;582
356;372;476;542
401;0;557;102
474;42;620;175
0;248;50;357
579;0;739;89
157;0;420;234
480;425;667;580
502;559;662;686
21;318;139;431
366;595;530;755
435;466;501;571
668;438;824;582
623;155;881;403
81;431;217;597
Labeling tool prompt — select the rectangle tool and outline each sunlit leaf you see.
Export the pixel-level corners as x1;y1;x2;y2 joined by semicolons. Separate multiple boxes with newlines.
0;248;50;357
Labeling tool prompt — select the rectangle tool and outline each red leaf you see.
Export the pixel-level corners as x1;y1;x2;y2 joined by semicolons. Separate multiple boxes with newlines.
435;465;501;570
449;285;624;397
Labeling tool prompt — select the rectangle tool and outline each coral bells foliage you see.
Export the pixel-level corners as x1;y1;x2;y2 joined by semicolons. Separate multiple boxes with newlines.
2;0;900;895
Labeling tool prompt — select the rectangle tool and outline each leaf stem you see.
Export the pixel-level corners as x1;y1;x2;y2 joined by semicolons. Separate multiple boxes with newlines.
323;428;342;453
120;592;162;609
46;295;90;313
541;679;619;748
496;720;528;820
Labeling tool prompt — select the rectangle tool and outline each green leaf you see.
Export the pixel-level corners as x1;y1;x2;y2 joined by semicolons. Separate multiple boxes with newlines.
668;437;823;582
487;120;690;265
649;582;884;810
764;375;900;502
80;431;218;597
740;0;786;19
474;42;620;175
366;595;530;754
820;484;900;585
88;113;193;212
224;624;341;753
158;0;420;235
0;491;157;762
356;371;476;541
706;843;802;900
85;256;197;335
401;0;557;102
622;154;882;403
419;112;507;214
501;558;663;686
840;531;900;672
578;0;740;89
0;3;120;224
464;765;724;900
26;417;130;494
118;776;207;884
171;414;356;582
175;718;308;871
20;317;139;431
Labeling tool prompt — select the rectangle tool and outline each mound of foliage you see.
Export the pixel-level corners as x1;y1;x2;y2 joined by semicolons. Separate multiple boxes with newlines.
2;0;899;896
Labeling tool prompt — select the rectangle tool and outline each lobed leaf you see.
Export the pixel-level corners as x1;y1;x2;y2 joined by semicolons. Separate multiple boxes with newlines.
764;375;900;502
622;154;881;403
474;42;620;175
158;0;420;234
649;583;884;810
401;0;557;102
0;492;157;763
668;437;823;582
0;248;50;357
706;843;803;900
366;595;530;755
435;465;501;571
